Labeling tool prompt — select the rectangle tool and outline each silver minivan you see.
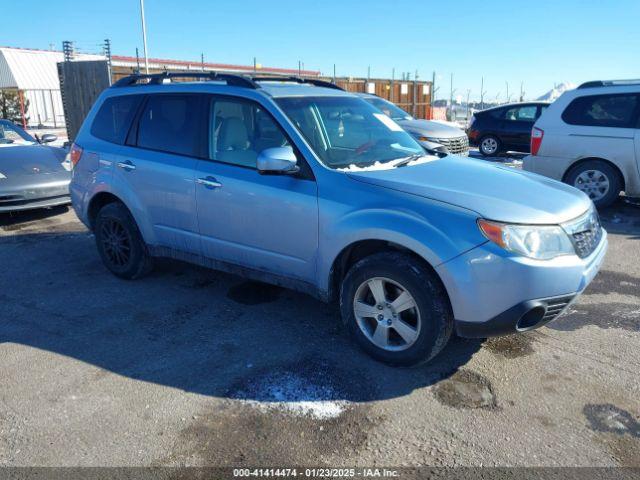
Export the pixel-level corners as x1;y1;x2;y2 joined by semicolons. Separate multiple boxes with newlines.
524;80;640;207
71;73;607;366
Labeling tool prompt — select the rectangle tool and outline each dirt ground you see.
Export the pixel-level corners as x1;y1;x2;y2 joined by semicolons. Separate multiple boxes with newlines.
0;197;639;468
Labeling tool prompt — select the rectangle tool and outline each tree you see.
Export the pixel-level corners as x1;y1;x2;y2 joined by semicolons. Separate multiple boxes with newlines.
0;90;29;124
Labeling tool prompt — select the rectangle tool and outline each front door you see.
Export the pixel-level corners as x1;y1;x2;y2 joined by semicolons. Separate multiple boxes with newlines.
195;95;319;283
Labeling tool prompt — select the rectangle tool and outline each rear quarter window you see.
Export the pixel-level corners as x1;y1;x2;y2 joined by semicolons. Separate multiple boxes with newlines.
561;93;639;128
90;95;143;144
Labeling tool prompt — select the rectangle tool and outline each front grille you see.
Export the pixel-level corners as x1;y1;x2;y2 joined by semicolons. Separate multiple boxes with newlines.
541;295;575;323
431;135;469;155
563;208;603;259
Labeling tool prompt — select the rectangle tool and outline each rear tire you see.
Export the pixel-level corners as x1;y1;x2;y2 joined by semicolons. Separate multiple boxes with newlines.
479;135;501;156
94;202;153;279
339;252;453;366
565;160;622;208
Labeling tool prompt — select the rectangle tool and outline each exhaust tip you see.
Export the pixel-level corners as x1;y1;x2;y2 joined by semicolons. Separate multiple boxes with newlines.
516;305;546;331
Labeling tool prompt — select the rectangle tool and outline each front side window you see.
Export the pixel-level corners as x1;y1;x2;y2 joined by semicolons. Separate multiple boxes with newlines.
504;106;537;121
91;95;143;144
209;97;290;168
562;94;639;128
137;94;204;156
276;96;424;169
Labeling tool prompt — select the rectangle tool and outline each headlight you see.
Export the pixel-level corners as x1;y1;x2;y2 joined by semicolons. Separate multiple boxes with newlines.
478;219;575;260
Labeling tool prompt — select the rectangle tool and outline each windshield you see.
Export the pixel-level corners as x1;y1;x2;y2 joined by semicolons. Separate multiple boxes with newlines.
276;96;423;169
364;96;413;121
0;121;35;145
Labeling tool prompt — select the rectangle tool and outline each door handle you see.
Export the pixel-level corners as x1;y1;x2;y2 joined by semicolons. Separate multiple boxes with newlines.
117;160;136;171
196;176;223;189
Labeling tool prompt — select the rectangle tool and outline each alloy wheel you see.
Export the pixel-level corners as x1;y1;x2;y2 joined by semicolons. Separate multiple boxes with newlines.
481;137;498;155
100;218;132;268
574;169;610;201
353;277;421;352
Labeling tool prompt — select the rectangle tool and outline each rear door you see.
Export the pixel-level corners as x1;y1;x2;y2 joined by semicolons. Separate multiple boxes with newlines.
194;95;319;283
114;93;207;253
500;105;538;150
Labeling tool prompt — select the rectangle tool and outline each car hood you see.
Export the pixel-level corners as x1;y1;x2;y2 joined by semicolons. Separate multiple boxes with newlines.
0;145;67;177
397;119;465;138
346;156;591;224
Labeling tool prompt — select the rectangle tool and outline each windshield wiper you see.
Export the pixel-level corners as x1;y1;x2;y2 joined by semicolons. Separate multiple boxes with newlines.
393;154;424;168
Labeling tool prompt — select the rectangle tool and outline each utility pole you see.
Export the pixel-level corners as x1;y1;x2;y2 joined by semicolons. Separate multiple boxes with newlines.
253;57;257;73
466;89;471;122
333;64;336;83
135;47;140;74
431;71;437;107
103;39;112;67
505;81;510;103
298;60;301;77
520;81;525;102
480;76;487;110
367;65;370;81
391;68;395;102
449;73;457;121
139;0;149;73
201;53;205;71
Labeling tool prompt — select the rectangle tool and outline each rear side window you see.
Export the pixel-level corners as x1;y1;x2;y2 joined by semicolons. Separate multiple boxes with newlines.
562;94;639;128
137;94;205;157
91;95;142;144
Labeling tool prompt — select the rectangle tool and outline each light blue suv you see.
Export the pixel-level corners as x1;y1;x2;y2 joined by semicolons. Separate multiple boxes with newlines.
70;73;607;366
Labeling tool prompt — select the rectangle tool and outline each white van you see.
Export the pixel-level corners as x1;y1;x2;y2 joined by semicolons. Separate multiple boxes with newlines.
524;80;640;207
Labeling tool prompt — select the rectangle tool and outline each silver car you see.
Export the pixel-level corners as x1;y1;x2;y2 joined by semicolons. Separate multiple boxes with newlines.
0;120;70;212
357;93;469;155
71;74;606;366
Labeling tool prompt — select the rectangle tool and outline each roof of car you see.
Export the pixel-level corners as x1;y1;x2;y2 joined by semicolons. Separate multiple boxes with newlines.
109;72;354;99
257;82;352;98
478;101;550;113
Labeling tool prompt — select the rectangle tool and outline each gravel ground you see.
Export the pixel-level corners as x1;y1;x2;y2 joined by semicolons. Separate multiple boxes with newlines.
0;192;639;468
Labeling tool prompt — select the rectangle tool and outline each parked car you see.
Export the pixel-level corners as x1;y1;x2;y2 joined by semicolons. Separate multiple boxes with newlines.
524;80;640;208
70;73;606;366
0;120;70;213
357;93;469;155
468;102;550;156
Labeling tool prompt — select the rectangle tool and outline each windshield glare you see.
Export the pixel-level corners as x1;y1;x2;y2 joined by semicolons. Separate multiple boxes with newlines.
276;96;423;169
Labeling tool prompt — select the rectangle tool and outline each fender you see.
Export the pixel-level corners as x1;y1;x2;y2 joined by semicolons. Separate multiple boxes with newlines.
316;205;485;295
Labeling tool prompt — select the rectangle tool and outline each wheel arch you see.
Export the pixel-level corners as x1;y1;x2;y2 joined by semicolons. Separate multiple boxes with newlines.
327;239;452;307
562;157;626;191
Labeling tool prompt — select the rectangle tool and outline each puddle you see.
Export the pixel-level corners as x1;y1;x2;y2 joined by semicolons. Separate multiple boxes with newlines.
433;369;497;409
483;333;535;359
584;404;640;466
549;302;640;332
227;281;282;305
584;404;640;437
227;359;370;419
583;270;640;297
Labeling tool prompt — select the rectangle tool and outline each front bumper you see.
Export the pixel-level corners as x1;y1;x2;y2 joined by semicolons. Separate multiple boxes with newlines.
0;178;70;212
437;229;608;337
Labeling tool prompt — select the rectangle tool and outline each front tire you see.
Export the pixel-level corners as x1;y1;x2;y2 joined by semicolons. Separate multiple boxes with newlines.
479;135;501;156
339;252;453;366
94;202;154;279
565;160;622;208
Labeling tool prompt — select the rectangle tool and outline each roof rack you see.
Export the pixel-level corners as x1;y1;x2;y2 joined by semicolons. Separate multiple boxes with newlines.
249;76;344;91
578;79;640;89
111;71;259;89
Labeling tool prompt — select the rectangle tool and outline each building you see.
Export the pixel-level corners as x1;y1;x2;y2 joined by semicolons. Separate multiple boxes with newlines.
0;46;103;128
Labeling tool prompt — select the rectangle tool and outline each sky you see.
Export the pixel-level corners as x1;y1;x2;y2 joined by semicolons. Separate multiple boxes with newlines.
5;0;639;101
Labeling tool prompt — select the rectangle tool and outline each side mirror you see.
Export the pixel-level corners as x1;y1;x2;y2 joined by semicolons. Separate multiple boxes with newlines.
257;146;299;175
40;134;58;144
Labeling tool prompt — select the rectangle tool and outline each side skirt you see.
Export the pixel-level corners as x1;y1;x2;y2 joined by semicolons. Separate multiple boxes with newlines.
147;245;327;302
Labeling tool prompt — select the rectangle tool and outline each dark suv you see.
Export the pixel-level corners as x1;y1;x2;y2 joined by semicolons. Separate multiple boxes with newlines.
468;102;550;156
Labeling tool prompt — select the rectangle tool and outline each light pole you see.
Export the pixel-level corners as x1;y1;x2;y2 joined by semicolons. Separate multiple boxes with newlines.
140;0;149;74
